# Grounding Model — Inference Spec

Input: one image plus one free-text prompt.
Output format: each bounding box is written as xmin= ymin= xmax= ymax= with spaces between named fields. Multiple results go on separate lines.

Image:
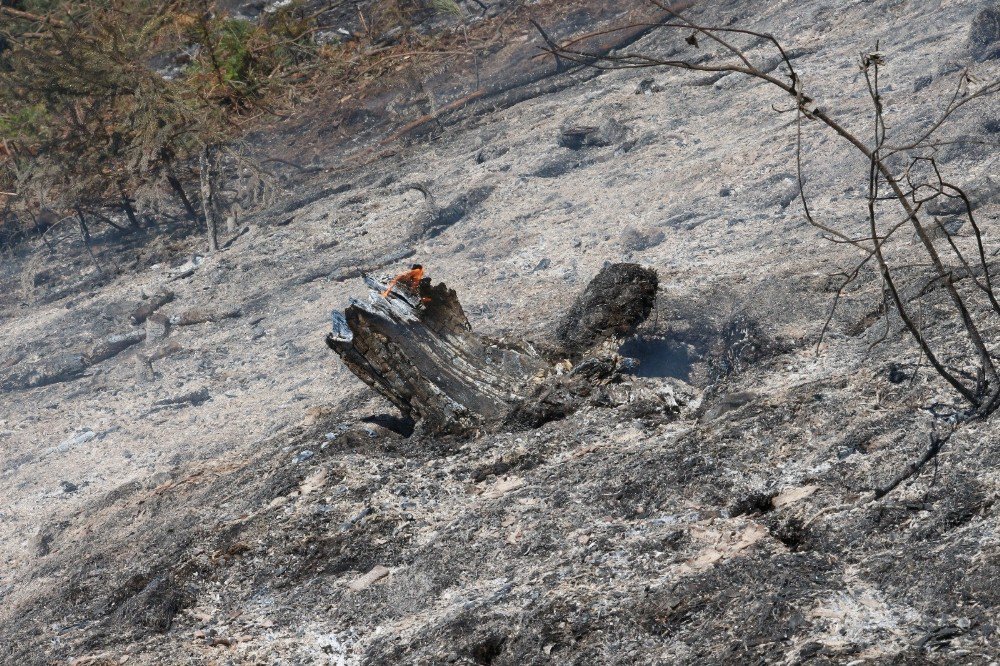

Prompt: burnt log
xmin=327 ymin=263 xmax=660 ymax=435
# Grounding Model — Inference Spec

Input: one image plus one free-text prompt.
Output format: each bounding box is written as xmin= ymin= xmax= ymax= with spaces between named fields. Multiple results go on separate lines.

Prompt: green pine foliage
xmin=0 ymin=0 xmax=472 ymax=231
xmin=0 ymin=0 xmax=316 ymax=218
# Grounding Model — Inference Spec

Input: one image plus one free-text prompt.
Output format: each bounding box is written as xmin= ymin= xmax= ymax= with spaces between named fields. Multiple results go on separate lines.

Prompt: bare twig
xmin=0 ymin=6 xmax=67 ymax=28
xmin=873 ymin=427 xmax=953 ymax=499
xmin=537 ymin=7 xmax=1000 ymax=414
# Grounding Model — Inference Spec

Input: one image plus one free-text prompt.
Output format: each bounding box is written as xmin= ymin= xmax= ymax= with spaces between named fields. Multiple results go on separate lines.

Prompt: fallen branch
xmin=368 ymin=2 xmax=696 ymax=150
xmin=169 ymin=307 xmax=241 ymax=327
xmin=873 ymin=427 xmax=953 ymax=499
xmin=129 ymin=290 xmax=176 ymax=325
xmin=0 ymin=6 xmax=67 ymax=28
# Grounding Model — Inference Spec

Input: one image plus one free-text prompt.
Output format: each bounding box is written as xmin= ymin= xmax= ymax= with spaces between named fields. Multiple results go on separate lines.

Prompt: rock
xmin=969 ymin=4 xmax=1000 ymax=62
xmin=129 ymin=290 xmax=175 ymax=325
xmin=699 ymin=391 xmax=756 ymax=422
xmin=145 ymin=313 xmax=172 ymax=341
xmin=292 ymin=450 xmax=315 ymax=464
xmin=476 ymin=144 xmax=509 ymax=163
xmin=771 ymin=485 xmax=818 ymax=508
xmin=483 ymin=476 xmax=526 ymax=499
xmin=620 ymin=226 xmax=666 ymax=252
xmin=238 ymin=0 xmax=268 ymax=18
xmin=85 ymin=330 xmax=146 ymax=366
xmin=2 ymin=353 xmax=88 ymax=391
xmin=151 ymin=387 xmax=211 ymax=410
xmin=557 ymin=118 xmax=627 ymax=150
xmin=913 ymin=74 xmax=933 ymax=92
xmin=634 ymin=77 xmax=663 ymax=94
xmin=60 ymin=481 xmax=78 ymax=493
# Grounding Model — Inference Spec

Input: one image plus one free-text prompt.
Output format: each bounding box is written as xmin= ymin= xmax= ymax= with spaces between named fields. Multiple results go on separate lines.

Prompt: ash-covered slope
xmin=1 ymin=0 xmax=999 ymax=663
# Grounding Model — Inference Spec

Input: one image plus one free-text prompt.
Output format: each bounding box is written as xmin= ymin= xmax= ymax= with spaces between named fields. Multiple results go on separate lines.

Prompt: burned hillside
xmin=1 ymin=0 xmax=1000 ymax=664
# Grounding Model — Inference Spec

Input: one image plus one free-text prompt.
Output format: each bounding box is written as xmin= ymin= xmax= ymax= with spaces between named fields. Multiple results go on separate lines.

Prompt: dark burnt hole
xmin=765 ymin=516 xmax=810 ymax=552
xmin=619 ymin=336 xmax=696 ymax=381
xmin=729 ymin=491 xmax=776 ymax=517
xmin=361 ymin=413 xmax=415 ymax=437
xmin=470 ymin=634 xmax=507 ymax=665
xmin=620 ymin=313 xmax=788 ymax=387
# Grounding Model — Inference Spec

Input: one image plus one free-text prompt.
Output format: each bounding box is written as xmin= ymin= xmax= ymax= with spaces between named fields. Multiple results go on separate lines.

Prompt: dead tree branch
xmin=199 ymin=146 xmax=220 ymax=253
xmin=873 ymin=426 xmax=954 ymax=499
xmin=536 ymin=5 xmax=1000 ymax=417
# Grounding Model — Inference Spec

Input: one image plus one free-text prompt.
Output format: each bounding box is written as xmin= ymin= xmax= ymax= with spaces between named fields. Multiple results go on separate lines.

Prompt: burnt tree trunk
xmin=118 ymin=183 xmax=142 ymax=229
xmin=166 ymin=168 xmax=200 ymax=225
xmin=200 ymin=146 xmax=220 ymax=252
xmin=327 ymin=263 xmax=658 ymax=435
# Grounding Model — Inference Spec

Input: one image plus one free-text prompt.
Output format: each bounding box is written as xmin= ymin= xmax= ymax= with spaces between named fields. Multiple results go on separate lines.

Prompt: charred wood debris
xmin=326 ymin=262 xmax=678 ymax=436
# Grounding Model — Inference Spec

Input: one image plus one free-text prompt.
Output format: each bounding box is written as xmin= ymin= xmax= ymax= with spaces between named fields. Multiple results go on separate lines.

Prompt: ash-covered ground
xmin=2 ymin=0 xmax=1000 ymax=663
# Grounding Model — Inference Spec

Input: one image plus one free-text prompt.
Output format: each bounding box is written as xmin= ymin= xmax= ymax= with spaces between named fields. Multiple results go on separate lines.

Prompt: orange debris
xmin=381 ymin=264 xmax=425 ymax=299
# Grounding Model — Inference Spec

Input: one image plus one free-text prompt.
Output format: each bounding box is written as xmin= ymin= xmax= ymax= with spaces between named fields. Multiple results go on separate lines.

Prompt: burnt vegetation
xmin=0 ymin=0 xmax=494 ymax=259
xmin=326 ymin=263 xmax=666 ymax=436
xmin=3 ymin=2 xmax=1000 ymax=661
xmin=534 ymin=2 xmax=1000 ymax=497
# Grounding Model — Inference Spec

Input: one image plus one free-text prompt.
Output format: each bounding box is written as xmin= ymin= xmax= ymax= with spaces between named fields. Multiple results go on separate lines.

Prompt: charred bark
xmin=556 ymin=263 xmax=659 ymax=357
xmin=327 ymin=263 xmax=662 ymax=436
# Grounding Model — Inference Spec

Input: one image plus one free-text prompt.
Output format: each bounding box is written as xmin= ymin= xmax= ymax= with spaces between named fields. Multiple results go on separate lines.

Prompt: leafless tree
xmin=534 ymin=2 xmax=1000 ymax=494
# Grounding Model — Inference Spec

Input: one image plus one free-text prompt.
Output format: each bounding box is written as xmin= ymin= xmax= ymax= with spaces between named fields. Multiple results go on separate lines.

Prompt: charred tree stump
xmin=327 ymin=263 xmax=659 ymax=435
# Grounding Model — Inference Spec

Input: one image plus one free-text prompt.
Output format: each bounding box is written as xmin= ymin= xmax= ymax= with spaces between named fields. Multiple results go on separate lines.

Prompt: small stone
xmin=558 ymin=117 xmax=627 ymax=150
xmin=913 ymin=75 xmax=933 ymax=93
xmin=60 ymin=481 xmax=78 ymax=493
xmin=484 ymin=476 xmax=526 ymax=499
xmin=292 ymin=450 xmax=315 ymax=464
xmin=634 ymin=78 xmax=663 ymax=94
xmin=620 ymin=226 xmax=665 ymax=252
